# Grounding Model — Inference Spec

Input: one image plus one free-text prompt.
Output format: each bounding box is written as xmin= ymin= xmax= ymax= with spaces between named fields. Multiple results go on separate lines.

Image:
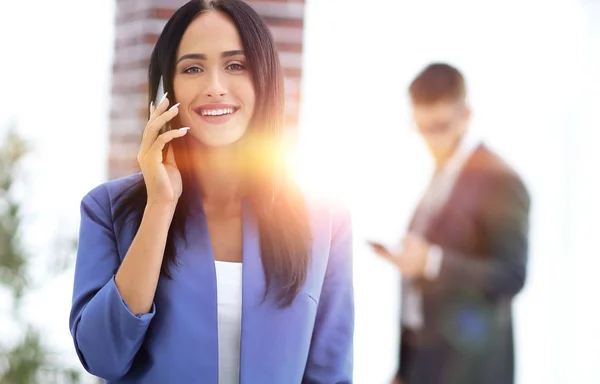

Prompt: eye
xmin=226 ymin=63 xmax=245 ymax=71
xmin=183 ymin=66 xmax=203 ymax=74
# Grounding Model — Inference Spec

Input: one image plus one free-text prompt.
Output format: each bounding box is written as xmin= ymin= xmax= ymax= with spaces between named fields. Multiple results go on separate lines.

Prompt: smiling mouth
xmin=193 ymin=105 xmax=238 ymax=125
xmin=199 ymin=107 xmax=235 ymax=116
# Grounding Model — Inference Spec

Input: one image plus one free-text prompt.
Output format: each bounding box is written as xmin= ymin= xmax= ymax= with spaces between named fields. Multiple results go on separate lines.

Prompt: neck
xmin=189 ymin=143 xmax=245 ymax=209
xmin=434 ymin=134 xmax=464 ymax=168
xmin=433 ymin=151 xmax=453 ymax=168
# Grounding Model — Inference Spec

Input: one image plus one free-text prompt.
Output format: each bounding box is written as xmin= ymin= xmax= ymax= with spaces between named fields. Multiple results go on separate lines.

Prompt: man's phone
xmin=367 ymin=240 xmax=391 ymax=255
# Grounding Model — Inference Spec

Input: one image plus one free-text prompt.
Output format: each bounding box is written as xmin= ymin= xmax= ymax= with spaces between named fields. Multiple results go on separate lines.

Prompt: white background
xmin=1 ymin=0 xmax=599 ymax=383
xmin=299 ymin=1 xmax=600 ymax=383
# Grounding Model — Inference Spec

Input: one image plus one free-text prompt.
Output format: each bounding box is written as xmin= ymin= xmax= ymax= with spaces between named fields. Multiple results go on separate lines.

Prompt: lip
xmin=193 ymin=103 xmax=238 ymax=125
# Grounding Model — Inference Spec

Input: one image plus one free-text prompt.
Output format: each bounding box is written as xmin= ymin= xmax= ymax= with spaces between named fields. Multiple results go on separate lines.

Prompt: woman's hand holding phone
xmin=137 ymin=93 xmax=189 ymax=207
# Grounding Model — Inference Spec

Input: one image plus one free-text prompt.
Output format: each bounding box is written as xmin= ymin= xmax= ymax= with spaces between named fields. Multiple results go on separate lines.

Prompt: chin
xmin=188 ymin=129 xmax=245 ymax=148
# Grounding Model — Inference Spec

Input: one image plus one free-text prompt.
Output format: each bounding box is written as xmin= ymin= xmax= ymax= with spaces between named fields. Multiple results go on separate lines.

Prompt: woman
xmin=68 ymin=1 xmax=354 ymax=383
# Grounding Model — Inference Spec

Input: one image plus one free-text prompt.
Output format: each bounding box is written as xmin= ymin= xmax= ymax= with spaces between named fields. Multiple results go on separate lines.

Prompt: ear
xmin=464 ymin=104 xmax=472 ymax=121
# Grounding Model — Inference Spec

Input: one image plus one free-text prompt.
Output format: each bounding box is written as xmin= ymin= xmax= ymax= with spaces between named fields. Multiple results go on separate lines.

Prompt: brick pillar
xmin=109 ymin=0 xmax=305 ymax=180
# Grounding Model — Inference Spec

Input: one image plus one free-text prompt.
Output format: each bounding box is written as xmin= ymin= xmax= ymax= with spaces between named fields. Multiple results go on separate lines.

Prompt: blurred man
xmin=372 ymin=63 xmax=531 ymax=384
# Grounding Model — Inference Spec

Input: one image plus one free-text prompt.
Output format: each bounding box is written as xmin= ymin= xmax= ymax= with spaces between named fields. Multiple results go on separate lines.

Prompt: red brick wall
xmin=108 ymin=0 xmax=305 ymax=179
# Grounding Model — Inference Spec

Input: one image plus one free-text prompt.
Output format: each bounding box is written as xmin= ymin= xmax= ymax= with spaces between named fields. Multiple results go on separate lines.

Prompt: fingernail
xmin=179 ymin=127 xmax=190 ymax=131
xmin=159 ymin=92 xmax=168 ymax=105
xmin=149 ymin=101 xmax=154 ymax=113
xmin=168 ymin=103 xmax=180 ymax=111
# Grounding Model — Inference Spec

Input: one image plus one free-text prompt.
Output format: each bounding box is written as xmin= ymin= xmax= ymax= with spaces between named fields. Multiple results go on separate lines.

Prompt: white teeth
xmin=201 ymin=108 xmax=234 ymax=116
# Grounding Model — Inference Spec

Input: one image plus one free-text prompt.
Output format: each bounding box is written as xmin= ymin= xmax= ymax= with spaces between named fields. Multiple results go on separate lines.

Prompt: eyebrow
xmin=176 ymin=50 xmax=245 ymax=64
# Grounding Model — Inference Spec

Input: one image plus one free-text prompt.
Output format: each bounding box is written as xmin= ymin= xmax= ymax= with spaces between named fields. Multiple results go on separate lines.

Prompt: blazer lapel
xmin=177 ymin=190 xmax=219 ymax=382
xmin=239 ymin=199 xmax=268 ymax=382
xmin=238 ymin=201 xmax=317 ymax=383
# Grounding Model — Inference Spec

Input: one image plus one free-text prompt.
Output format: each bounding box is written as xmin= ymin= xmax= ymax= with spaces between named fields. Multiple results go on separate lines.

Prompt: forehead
xmin=178 ymin=11 xmax=243 ymax=54
xmin=413 ymin=101 xmax=461 ymax=120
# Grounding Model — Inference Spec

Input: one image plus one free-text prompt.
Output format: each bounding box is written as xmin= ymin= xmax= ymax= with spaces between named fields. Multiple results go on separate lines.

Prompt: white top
xmin=215 ymin=261 xmax=243 ymax=384
xmin=401 ymin=130 xmax=482 ymax=329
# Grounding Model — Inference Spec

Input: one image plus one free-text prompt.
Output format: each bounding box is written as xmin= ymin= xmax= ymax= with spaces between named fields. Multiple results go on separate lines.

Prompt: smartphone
xmin=154 ymin=76 xmax=171 ymax=135
xmin=153 ymin=76 xmax=173 ymax=163
xmin=367 ymin=240 xmax=391 ymax=254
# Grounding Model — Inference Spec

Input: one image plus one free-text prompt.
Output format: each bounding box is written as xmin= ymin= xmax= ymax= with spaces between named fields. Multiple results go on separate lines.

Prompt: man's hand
xmin=397 ymin=233 xmax=430 ymax=278
xmin=369 ymin=232 xmax=431 ymax=278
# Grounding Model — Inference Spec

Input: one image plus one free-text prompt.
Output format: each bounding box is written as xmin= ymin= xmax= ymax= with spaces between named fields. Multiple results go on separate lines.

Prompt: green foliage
xmin=0 ymin=126 xmax=82 ymax=383
xmin=0 ymin=129 xmax=29 ymax=302
xmin=0 ymin=328 xmax=47 ymax=384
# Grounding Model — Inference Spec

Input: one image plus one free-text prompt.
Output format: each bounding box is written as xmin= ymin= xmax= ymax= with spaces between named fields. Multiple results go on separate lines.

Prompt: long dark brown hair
xmin=113 ymin=0 xmax=311 ymax=308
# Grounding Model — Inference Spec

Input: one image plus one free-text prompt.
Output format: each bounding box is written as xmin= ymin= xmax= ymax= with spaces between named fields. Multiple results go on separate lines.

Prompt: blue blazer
xmin=69 ymin=174 xmax=354 ymax=383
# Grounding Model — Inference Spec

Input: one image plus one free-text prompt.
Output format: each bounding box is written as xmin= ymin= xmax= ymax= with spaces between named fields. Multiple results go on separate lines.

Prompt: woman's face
xmin=173 ymin=11 xmax=256 ymax=147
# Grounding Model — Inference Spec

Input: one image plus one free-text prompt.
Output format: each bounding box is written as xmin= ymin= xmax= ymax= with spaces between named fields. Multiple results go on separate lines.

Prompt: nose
xmin=204 ymin=72 xmax=227 ymax=98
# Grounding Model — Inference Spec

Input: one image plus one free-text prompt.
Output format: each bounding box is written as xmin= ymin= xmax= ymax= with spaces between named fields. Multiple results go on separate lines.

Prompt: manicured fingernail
xmin=179 ymin=127 xmax=190 ymax=131
xmin=159 ymin=92 xmax=168 ymax=105
xmin=149 ymin=101 xmax=154 ymax=113
xmin=168 ymin=103 xmax=180 ymax=111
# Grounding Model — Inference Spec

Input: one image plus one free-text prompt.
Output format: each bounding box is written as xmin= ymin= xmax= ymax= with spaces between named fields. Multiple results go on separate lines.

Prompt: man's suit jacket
xmin=401 ymin=144 xmax=531 ymax=384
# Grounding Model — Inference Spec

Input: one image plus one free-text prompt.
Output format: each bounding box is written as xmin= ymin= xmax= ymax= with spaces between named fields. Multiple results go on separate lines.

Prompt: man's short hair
xmin=409 ymin=63 xmax=466 ymax=104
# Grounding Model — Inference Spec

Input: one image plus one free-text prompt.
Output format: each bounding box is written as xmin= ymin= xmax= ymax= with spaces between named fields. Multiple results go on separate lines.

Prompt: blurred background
xmin=0 ymin=0 xmax=598 ymax=383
